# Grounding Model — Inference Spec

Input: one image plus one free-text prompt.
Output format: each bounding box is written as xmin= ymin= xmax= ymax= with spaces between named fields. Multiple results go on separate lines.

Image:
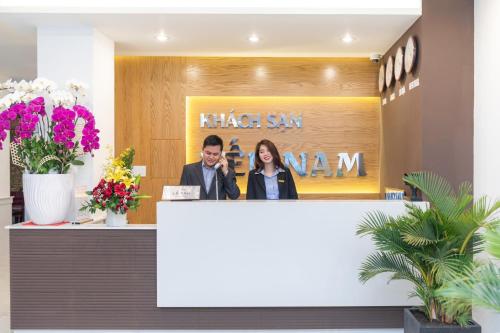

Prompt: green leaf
xmin=359 ymin=252 xmax=423 ymax=286
xmin=485 ymin=225 xmax=500 ymax=259
xmin=70 ymin=159 xmax=84 ymax=166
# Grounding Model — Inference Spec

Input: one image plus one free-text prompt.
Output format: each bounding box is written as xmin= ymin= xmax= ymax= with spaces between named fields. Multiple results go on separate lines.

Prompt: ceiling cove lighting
xmin=156 ymin=32 xmax=169 ymax=42
xmin=342 ymin=33 xmax=354 ymax=44
xmin=249 ymin=34 xmax=260 ymax=43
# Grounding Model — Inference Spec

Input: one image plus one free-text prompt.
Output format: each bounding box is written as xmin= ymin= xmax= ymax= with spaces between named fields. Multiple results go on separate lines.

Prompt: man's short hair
xmin=203 ymin=135 xmax=223 ymax=150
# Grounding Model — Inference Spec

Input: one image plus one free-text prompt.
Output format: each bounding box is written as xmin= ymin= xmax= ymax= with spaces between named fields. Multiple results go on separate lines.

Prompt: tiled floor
xmin=0 ymin=315 xmax=10 ymax=333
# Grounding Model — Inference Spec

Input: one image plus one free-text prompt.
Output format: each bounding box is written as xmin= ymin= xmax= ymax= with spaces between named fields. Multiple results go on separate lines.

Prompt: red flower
xmin=104 ymin=189 xmax=112 ymax=198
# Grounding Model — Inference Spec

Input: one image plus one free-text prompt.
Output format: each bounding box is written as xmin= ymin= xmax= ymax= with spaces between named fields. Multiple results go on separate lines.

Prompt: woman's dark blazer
xmin=246 ymin=167 xmax=298 ymax=200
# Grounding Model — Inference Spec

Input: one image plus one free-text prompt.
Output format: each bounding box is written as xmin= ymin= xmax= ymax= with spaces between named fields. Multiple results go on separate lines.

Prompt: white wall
xmin=0 ymin=134 xmax=11 ymax=331
xmin=0 ymin=132 xmax=9 ymax=198
xmin=0 ymin=76 xmax=11 ymax=331
xmin=474 ymin=1 xmax=500 ymax=332
xmin=92 ymin=29 xmax=115 ymax=184
xmin=37 ymin=26 xmax=114 ymax=191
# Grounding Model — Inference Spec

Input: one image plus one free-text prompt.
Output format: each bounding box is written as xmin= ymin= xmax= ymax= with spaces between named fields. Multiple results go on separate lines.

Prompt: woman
xmin=246 ymin=139 xmax=298 ymax=200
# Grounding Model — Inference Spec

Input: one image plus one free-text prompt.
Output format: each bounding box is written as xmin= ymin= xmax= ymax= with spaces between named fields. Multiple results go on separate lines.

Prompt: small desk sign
xmin=409 ymin=78 xmax=420 ymax=90
xmin=162 ymin=186 xmax=200 ymax=201
xmin=385 ymin=187 xmax=404 ymax=200
xmin=399 ymin=87 xmax=406 ymax=96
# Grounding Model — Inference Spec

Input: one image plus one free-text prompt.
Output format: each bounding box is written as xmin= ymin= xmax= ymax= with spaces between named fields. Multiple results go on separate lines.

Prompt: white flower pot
xmin=23 ymin=173 xmax=74 ymax=225
xmin=106 ymin=210 xmax=128 ymax=227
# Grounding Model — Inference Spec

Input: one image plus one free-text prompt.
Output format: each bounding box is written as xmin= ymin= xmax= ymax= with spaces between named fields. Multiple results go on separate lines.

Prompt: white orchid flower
xmin=31 ymin=78 xmax=57 ymax=93
xmin=0 ymin=96 xmax=9 ymax=109
xmin=0 ymin=79 xmax=15 ymax=90
xmin=0 ymin=91 xmax=25 ymax=108
xmin=21 ymin=93 xmax=37 ymax=103
xmin=10 ymin=91 xmax=26 ymax=104
xmin=50 ymin=90 xmax=76 ymax=107
xmin=14 ymin=80 xmax=31 ymax=92
xmin=66 ymin=79 xmax=88 ymax=97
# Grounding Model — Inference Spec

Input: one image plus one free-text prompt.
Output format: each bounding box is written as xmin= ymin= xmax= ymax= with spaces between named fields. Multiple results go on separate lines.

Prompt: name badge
xmin=162 ymin=186 xmax=200 ymax=200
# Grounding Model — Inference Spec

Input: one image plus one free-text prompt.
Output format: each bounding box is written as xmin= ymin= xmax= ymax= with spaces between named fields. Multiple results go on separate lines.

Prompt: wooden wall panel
xmin=151 ymin=139 xmax=185 ymax=179
xmin=149 ymin=57 xmax=186 ymax=140
xmin=115 ymin=56 xmax=379 ymax=224
xmin=185 ymin=57 xmax=378 ymax=97
xmin=126 ymin=178 xmax=153 ymax=224
xmin=115 ymin=57 xmax=152 ymax=167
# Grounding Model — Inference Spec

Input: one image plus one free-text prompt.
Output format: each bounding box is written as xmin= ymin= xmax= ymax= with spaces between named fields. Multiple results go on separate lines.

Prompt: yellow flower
xmin=123 ymin=178 xmax=133 ymax=188
xmin=101 ymin=147 xmax=139 ymax=189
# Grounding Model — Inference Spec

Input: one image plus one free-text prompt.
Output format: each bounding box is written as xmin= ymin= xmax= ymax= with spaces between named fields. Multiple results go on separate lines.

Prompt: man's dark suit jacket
xmin=180 ymin=161 xmax=240 ymax=200
xmin=246 ymin=167 xmax=298 ymax=200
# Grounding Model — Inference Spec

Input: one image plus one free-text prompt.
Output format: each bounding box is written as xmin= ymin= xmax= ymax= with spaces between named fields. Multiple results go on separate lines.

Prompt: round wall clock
xmin=385 ymin=56 xmax=394 ymax=88
xmin=404 ymin=36 xmax=417 ymax=74
xmin=394 ymin=46 xmax=404 ymax=81
xmin=378 ymin=63 xmax=386 ymax=93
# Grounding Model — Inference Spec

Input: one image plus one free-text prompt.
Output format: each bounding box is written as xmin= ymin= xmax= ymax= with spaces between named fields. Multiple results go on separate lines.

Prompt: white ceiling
xmin=0 ymin=1 xmax=421 ymax=80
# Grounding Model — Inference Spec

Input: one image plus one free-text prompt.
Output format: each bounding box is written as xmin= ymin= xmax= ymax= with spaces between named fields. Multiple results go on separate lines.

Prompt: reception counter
xmin=8 ymin=200 xmax=426 ymax=331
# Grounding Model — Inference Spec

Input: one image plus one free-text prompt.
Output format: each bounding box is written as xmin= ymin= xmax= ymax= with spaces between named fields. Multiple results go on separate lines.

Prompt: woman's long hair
xmin=254 ymin=139 xmax=285 ymax=170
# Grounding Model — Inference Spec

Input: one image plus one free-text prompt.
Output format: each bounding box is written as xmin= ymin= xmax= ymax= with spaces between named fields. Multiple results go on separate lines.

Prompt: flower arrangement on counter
xmin=0 ymin=78 xmax=100 ymax=173
xmin=81 ymin=147 xmax=149 ymax=215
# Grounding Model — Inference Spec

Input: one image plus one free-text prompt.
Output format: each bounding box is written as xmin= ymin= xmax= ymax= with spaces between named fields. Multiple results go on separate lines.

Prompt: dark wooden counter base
xmin=10 ymin=229 xmax=406 ymax=330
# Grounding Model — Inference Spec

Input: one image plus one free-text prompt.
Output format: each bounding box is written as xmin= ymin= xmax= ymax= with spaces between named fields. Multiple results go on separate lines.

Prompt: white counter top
xmin=6 ymin=200 xmax=426 ymax=231
xmin=6 ymin=220 xmax=157 ymax=230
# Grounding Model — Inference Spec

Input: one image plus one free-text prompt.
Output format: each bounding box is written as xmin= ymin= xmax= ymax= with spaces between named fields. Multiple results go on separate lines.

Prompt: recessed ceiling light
xmin=156 ymin=32 xmax=169 ymax=42
xmin=249 ymin=34 xmax=260 ymax=43
xmin=342 ymin=33 xmax=354 ymax=44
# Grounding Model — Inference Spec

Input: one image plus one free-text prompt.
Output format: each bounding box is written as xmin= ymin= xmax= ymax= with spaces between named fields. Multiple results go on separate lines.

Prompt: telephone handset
xmin=200 ymin=151 xmax=226 ymax=170
xmin=214 ymin=151 xmax=226 ymax=170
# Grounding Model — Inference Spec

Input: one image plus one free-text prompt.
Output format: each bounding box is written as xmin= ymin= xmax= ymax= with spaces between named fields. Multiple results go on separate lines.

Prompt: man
xmin=180 ymin=135 xmax=240 ymax=200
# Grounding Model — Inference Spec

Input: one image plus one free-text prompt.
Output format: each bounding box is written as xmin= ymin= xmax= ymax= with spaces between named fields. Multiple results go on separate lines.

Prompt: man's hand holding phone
xmin=218 ymin=153 xmax=229 ymax=176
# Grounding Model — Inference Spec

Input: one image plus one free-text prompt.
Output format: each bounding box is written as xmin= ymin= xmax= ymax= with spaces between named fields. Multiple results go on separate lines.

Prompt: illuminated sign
xmin=186 ymin=96 xmax=381 ymax=194
xmin=227 ymin=137 xmax=366 ymax=178
xmin=200 ymin=110 xmax=303 ymax=128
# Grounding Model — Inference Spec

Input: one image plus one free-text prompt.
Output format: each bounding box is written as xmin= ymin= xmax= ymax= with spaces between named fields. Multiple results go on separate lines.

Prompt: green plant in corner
xmin=437 ymin=224 xmax=500 ymax=314
xmin=357 ymin=172 xmax=500 ymax=326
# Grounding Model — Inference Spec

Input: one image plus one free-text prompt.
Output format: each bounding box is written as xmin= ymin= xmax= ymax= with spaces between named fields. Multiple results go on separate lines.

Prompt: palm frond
xmin=471 ymin=196 xmax=500 ymax=226
xmin=403 ymin=172 xmax=472 ymax=222
xmin=359 ymin=252 xmax=423 ymax=286
xmin=439 ymin=263 xmax=500 ymax=313
xmin=357 ymin=211 xmax=393 ymax=236
xmin=400 ymin=213 xmax=441 ymax=247
xmin=485 ymin=225 xmax=500 ymax=259
xmin=421 ymin=253 xmax=470 ymax=284
xmin=358 ymin=212 xmax=416 ymax=255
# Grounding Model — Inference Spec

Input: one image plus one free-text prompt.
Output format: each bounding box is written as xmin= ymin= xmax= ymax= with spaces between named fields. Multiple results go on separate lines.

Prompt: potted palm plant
xmin=357 ymin=172 xmax=500 ymax=332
